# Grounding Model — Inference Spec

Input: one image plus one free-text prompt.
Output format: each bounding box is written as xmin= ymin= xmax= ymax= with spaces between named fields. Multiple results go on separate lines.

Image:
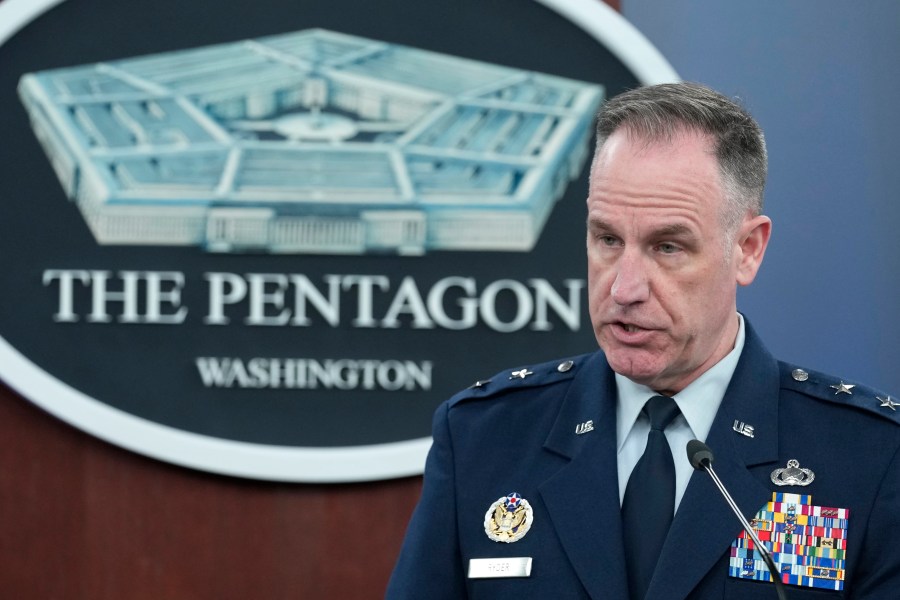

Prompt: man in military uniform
xmin=386 ymin=83 xmax=900 ymax=599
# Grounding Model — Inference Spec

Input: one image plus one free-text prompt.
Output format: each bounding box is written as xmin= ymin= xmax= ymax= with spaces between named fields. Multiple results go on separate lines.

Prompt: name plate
xmin=468 ymin=557 xmax=533 ymax=579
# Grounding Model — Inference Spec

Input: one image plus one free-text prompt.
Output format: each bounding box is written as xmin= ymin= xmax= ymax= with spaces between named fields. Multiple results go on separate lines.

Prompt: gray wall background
xmin=623 ymin=1 xmax=900 ymax=393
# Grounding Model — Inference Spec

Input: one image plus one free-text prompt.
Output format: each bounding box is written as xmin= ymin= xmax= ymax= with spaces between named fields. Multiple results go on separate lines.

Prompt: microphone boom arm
xmin=701 ymin=462 xmax=783 ymax=586
xmin=687 ymin=440 xmax=787 ymax=600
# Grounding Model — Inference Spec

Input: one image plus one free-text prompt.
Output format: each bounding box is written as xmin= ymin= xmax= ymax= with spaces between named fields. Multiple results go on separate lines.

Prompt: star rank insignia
xmin=876 ymin=395 xmax=900 ymax=411
xmin=509 ymin=369 xmax=533 ymax=380
xmin=484 ymin=492 xmax=534 ymax=543
xmin=830 ymin=381 xmax=855 ymax=395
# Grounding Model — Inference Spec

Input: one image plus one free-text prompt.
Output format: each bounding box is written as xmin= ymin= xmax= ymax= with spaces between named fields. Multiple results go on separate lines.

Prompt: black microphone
xmin=686 ymin=440 xmax=787 ymax=600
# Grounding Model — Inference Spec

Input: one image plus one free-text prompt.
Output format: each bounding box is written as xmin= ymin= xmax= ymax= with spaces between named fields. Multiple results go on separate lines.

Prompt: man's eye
xmin=596 ymin=235 xmax=619 ymax=246
xmin=657 ymin=243 xmax=680 ymax=254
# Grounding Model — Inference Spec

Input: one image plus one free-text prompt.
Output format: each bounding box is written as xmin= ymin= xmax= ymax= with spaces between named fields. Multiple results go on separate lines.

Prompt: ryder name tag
xmin=468 ymin=557 xmax=533 ymax=579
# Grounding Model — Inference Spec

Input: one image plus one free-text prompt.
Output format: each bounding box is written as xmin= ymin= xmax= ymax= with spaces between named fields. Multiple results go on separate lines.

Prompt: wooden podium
xmin=0 ymin=383 xmax=422 ymax=599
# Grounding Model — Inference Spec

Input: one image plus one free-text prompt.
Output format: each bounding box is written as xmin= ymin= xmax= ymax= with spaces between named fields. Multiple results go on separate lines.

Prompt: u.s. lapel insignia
xmin=729 ymin=492 xmax=849 ymax=591
xmin=732 ymin=420 xmax=755 ymax=438
xmin=771 ymin=459 xmax=815 ymax=486
xmin=484 ymin=492 xmax=534 ymax=543
xmin=575 ymin=420 xmax=594 ymax=435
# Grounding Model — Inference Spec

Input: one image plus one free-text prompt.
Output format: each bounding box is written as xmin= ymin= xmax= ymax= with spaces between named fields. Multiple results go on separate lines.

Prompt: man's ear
xmin=735 ymin=215 xmax=772 ymax=286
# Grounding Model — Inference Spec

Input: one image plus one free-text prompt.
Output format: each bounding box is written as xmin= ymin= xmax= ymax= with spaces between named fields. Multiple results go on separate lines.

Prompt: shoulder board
xmin=447 ymin=353 xmax=591 ymax=407
xmin=779 ymin=362 xmax=900 ymax=424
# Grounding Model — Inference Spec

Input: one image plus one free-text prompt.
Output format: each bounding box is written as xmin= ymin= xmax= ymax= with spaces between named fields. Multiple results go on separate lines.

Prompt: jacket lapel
xmin=538 ymin=352 xmax=629 ymax=600
xmin=646 ymin=321 xmax=782 ymax=600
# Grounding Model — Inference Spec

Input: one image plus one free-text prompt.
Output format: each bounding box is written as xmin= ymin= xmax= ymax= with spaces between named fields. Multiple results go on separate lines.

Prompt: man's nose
xmin=610 ymin=251 xmax=650 ymax=305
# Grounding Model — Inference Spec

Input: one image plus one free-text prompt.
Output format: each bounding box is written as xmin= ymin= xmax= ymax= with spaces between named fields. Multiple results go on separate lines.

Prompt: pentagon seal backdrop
xmin=0 ymin=0 xmax=676 ymax=481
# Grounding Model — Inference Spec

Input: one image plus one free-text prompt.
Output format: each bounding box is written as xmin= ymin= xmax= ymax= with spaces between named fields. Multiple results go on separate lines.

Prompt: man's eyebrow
xmin=653 ymin=223 xmax=695 ymax=237
xmin=586 ymin=218 xmax=615 ymax=232
xmin=586 ymin=220 xmax=696 ymax=237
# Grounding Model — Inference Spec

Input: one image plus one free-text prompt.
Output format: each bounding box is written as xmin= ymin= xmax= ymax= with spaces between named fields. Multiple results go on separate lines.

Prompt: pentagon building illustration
xmin=18 ymin=29 xmax=603 ymax=255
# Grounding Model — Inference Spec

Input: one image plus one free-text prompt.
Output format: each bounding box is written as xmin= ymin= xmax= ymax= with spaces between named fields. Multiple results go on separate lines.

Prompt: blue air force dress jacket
xmin=386 ymin=320 xmax=900 ymax=599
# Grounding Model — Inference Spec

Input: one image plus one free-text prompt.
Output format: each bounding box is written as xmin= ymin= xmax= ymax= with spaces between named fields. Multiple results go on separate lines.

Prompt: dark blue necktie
xmin=622 ymin=395 xmax=681 ymax=600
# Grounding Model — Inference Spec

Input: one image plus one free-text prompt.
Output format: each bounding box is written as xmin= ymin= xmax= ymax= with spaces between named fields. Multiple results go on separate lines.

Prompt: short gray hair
xmin=594 ymin=82 xmax=767 ymax=235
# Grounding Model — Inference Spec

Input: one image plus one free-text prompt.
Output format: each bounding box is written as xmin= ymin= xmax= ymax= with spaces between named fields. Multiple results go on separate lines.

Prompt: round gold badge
xmin=483 ymin=492 xmax=534 ymax=543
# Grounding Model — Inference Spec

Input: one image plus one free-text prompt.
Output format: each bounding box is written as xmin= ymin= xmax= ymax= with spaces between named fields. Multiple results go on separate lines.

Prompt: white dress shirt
xmin=615 ymin=313 xmax=746 ymax=512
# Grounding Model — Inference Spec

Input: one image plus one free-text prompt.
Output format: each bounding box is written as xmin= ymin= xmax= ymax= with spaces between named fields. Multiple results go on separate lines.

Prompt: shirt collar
xmin=615 ymin=313 xmax=746 ymax=450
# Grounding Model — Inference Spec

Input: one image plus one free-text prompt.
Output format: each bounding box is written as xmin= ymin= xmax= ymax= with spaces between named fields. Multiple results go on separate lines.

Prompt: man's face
xmin=586 ymin=128 xmax=768 ymax=395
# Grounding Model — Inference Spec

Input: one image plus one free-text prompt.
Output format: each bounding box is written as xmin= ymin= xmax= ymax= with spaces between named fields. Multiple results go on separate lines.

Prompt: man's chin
xmin=605 ymin=353 xmax=665 ymax=388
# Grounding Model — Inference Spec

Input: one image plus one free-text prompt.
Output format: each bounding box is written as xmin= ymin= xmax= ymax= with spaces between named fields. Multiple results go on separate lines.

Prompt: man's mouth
xmin=608 ymin=321 xmax=656 ymax=343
